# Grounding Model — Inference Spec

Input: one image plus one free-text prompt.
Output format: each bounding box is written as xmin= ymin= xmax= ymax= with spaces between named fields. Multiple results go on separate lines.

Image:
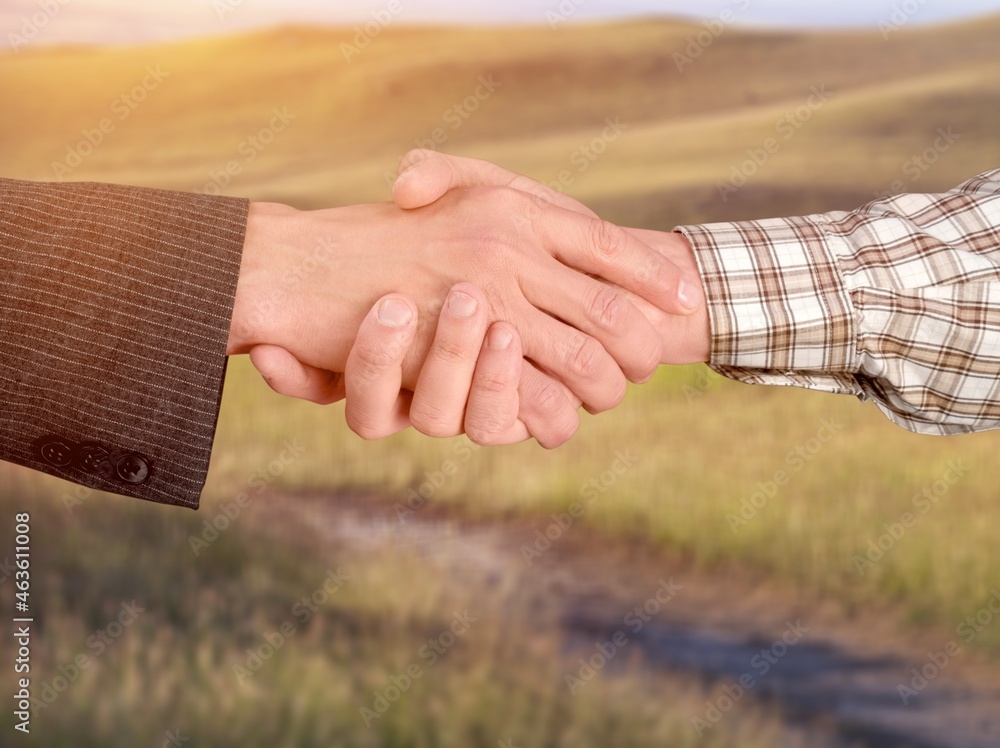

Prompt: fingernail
xmin=678 ymin=279 xmax=698 ymax=313
xmin=448 ymin=290 xmax=479 ymax=318
xmin=377 ymin=298 xmax=413 ymax=327
xmin=488 ymin=326 xmax=513 ymax=350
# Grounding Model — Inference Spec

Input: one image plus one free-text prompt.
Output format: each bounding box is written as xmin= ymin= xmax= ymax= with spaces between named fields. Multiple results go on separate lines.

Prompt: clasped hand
xmin=227 ymin=150 xmax=710 ymax=447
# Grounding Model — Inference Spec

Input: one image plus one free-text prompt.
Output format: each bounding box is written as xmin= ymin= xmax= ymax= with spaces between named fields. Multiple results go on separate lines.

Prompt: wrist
xmin=228 ymin=202 xmax=427 ymax=385
xmin=668 ymin=233 xmax=710 ymax=364
xmin=228 ymin=201 xmax=301 ymax=356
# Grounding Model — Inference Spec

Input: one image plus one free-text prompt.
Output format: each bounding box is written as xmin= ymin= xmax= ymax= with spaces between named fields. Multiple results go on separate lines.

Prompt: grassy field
xmin=209 ymin=357 xmax=1000 ymax=645
xmin=0 ymin=484 xmax=787 ymax=747
xmin=3 ymin=13 xmax=1000 ymax=746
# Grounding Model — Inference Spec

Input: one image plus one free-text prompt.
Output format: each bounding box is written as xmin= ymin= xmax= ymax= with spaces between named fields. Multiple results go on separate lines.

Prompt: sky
xmin=4 ymin=0 xmax=1000 ymax=49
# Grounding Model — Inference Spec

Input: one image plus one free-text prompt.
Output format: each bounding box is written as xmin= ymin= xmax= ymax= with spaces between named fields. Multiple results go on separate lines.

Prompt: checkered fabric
xmin=679 ymin=169 xmax=1000 ymax=434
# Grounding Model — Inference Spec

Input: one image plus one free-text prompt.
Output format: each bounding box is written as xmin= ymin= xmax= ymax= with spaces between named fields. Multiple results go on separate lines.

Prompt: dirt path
xmin=274 ymin=492 xmax=1000 ymax=748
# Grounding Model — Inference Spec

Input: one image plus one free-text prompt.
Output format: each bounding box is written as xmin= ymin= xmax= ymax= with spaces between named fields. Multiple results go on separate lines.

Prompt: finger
xmin=344 ymin=295 xmax=418 ymax=440
xmin=516 ymin=363 xmax=581 ymax=449
xmin=463 ymin=322 xmax=530 ymax=446
xmin=521 ymin=264 xmax=663 ymax=384
xmin=393 ymin=149 xmax=598 ymax=218
xmin=249 ymin=345 xmax=346 ymax=404
xmin=535 ymin=208 xmax=703 ymax=316
xmin=516 ymin=306 xmax=629 ymax=413
xmin=409 ymin=283 xmax=491 ymax=438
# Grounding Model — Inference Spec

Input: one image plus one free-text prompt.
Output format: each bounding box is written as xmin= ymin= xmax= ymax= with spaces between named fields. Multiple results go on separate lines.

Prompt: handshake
xmin=227 ymin=150 xmax=711 ymax=447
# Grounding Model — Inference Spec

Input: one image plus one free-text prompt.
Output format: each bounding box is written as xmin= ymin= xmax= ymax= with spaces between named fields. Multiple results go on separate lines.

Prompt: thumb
xmin=248 ymin=345 xmax=346 ymax=405
xmin=392 ymin=149 xmax=598 ymax=218
xmin=392 ymin=149 xmax=455 ymax=209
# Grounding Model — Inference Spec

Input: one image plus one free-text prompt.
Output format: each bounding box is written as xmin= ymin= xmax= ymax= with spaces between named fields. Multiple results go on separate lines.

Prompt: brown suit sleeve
xmin=0 ymin=178 xmax=248 ymax=509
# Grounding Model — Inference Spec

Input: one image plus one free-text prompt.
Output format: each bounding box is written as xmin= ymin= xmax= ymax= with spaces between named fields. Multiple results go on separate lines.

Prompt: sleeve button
xmin=115 ymin=453 xmax=151 ymax=484
xmin=76 ymin=444 xmax=112 ymax=476
xmin=38 ymin=436 xmax=76 ymax=467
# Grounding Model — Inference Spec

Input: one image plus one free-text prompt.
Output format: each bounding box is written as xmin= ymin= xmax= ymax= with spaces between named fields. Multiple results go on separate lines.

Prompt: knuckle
xmin=586 ymin=284 xmax=627 ymax=332
xmin=531 ymin=379 xmax=568 ymax=416
xmin=631 ymin=353 xmax=659 ymax=384
xmin=431 ymin=336 xmax=474 ymax=367
xmin=590 ymin=218 xmax=626 ymax=262
xmin=353 ymin=339 xmax=402 ymax=374
xmin=537 ymin=412 xmax=580 ymax=450
xmin=345 ymin=413 xmax=383 ymax=441
xmin=473 ymin=368 xmax=514 ymax=395
xmin=409 ymin=401 xmax=458 ymax=438
xmin=646 ymin=257 xmax=671 ymax=290
xmin=601 ymin=377 xmax=629 ymax=411
xmin=568 ymin=335 xmax=605 ymax=381
xmin=308 ymin=391 xmax=341 ymax=406
xmin=466 ymin=429 xmax=503 ymax=447
xmin=547 ymin=420 xmax=579 ymax=449
xmin=464 ymin=414 xmax=510 ymax=446
xmin=503 ymin=187 xmax=543 ymax=224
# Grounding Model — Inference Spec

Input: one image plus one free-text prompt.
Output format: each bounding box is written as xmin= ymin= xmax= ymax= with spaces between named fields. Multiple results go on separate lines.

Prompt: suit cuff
xmin=1 ymin=179 xmax=248 ymax=509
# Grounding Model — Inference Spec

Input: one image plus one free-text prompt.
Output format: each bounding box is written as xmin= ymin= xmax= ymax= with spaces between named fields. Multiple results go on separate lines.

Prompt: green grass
xmin=204 ymin=357 xmax=1000 ymax=649
xmin=0 ymin=485 xmax=783 ymax=748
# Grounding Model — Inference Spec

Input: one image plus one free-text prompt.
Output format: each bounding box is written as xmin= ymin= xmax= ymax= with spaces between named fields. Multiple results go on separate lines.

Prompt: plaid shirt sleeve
xmin=676 ymin=169 xmax=1000 ymax=435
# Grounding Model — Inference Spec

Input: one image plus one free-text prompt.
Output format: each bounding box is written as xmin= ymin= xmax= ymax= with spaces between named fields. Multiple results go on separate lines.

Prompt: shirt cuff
xmin=676 ymin=215 xmax=863 ymax=397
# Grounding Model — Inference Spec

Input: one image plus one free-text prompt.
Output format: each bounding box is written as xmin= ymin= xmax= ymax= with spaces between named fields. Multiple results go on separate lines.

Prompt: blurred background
xmin=3 ymin=1 xmax=1000 ymax=746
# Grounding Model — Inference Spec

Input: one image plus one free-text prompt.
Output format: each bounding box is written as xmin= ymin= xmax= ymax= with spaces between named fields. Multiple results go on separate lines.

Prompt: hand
xmin=392 ymin=150 xmax=711 ymax=364
xmin=228 ymin=185 xmax=701 ymax=422
xmin=251 ymin=283 xmax=541 ymax=445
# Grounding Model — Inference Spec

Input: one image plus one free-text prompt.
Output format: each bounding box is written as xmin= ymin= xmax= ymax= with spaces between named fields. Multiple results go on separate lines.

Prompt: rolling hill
xmin=2 ymin=15 xmax=999 ymax=228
